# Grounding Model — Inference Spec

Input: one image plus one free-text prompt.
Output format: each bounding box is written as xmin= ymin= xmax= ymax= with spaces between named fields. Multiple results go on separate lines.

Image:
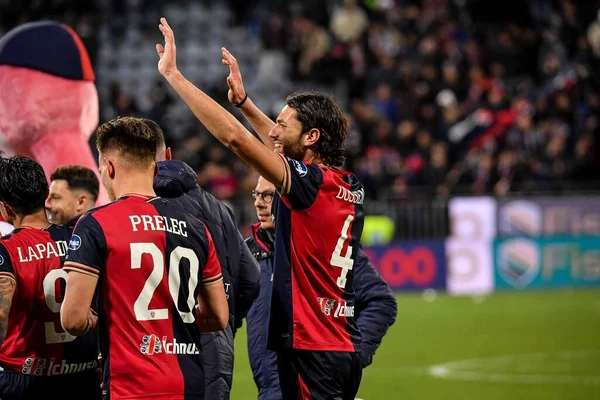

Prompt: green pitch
xmin=231 ymin=288 xmax=600 ymax=400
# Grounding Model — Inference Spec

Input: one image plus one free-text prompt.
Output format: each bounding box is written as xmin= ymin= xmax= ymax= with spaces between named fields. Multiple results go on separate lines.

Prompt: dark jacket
xmin=154 ymin=160 xmax=260 ymax=400
xmin=245 ymin=223 xmax=397 ymax=400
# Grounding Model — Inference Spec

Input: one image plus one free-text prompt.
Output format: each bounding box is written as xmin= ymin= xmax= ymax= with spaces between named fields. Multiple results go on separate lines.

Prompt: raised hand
xmin=157 ymin=17 xmax=178 ymax=77
xmin=221 ymin=47 xmax=246 ymax=105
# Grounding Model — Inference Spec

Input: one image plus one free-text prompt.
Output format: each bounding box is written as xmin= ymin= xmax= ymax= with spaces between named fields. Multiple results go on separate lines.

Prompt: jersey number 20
xmin=131 ymin=243 xmax=199 ymax=323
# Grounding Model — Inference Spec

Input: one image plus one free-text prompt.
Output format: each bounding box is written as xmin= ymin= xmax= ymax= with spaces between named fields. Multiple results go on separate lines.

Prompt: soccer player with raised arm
xmin=60 ymin=116 xmax=229 ymax=400
xmin=245 ymin=177 xmax=397 ymax=400
xmin=0 ymin=156 xmax=101 ymax=400
xmin=158 ymin=19 xmax=364 ymax=399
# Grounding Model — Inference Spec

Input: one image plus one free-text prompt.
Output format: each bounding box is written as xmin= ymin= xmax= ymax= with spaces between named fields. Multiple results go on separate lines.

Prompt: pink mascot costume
xmin=0 ymin=20 xmax=109 ymax=213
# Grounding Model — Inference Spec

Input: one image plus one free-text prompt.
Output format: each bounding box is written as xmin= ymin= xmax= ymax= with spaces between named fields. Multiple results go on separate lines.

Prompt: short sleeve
xmin=63 ymin=213 xmax=107 ymax=278
xmin=277 ymin=153 xmax=323 ymax=210
xmin=201 ymin=226 xmax=223 ymax=286
xmin=0 ymin=243 xmax=15 ymax=282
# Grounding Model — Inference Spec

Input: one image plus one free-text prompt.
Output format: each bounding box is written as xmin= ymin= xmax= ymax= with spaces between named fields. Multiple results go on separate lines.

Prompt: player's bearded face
xmin=272 ymin=106 xmax=308 ymax=161
xmin=281 ymin=132 xmax=307 ymax=161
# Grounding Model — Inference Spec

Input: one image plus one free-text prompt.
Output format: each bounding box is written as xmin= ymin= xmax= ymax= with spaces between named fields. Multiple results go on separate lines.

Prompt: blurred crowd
xmin=257 ymin=0 xmax=600 ymax=200
xmin=2 ymin=0 xmax=600 ymax=206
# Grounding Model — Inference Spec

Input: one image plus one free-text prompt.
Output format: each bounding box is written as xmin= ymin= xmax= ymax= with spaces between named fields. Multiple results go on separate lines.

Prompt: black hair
xmin=0 ymin=155 xmax=48 ymax=216
xmin=51 ymin=165 xmax=99 ymax=202
xmin=285 ymin=90 xmax=348 ymax=168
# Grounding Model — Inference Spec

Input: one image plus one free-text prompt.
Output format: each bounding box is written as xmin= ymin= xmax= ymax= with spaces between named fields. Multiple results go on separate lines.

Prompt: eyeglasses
xmin=251 ymin=190 xmax=275 ymax=204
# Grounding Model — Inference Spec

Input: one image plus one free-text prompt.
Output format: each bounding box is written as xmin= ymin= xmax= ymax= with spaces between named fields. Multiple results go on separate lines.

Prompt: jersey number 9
xmin=43 ymin=269 xmax=76 ymax=344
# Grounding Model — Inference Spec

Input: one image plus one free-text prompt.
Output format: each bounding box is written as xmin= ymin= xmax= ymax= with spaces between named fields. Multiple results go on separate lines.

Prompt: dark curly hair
xmin=0 ymin=155 xmax=48 ymax=216
xmin=285 ymin=90 xmax=348 ymax=168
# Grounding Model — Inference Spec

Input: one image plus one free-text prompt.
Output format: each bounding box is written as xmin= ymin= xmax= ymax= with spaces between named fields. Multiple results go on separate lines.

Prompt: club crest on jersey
xmin=290 ymin=159 xmax=308 ymax=177
xmin=317 ymin=297 xmax=336 ymax=316
xmin=68 ymin=234 xmax=82 ymax=251
xmin=0 ymin=255 xmax=3 ymax=265
xmin=140 ymin=334 xmax=163 ymax=355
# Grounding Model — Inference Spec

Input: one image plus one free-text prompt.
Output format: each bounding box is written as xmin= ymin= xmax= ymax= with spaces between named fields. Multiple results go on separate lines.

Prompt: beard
xmin=283 ymin=134 xmax=307 ymax=161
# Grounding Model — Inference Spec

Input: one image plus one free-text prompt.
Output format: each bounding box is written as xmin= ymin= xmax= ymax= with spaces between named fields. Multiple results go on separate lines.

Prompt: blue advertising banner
xmin=363 ymin=240 xmax=446 ymax=291
xmin=494 ymin=236 xmax=600 ymax=290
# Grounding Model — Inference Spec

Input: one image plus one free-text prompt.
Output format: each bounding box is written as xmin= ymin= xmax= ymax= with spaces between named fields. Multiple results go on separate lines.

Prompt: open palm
xmin=221 ymin=47 xmax=246 ymax=105
xmin=156 ymin=17 xmax=178 ymax=77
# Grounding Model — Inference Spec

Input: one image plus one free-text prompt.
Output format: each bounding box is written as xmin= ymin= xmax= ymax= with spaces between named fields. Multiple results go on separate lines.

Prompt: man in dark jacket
xmin=245 ymin=176 xmax=397 ymax=400
xmin=150 ymin=120 xmax=260 ymax=400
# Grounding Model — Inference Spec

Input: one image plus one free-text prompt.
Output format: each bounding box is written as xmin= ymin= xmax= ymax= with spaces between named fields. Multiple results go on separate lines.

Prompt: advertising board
xmin=494 ymin=236 xmax=600 ymax=290
xmin=363 ymin=240 xmax=446 ymax=291
xmin=449 ymin=197 xmax=496 ymax=239
xmin=497 ymin=197 xmax=600 ymax=237
xmin=446 ymin=238 xmax=494 ymax=296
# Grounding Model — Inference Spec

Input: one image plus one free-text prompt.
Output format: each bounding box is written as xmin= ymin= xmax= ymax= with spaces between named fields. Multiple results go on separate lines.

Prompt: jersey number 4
xmin=330 ymin=214 xmax=355 ymax=289
xmin=131 ymin=243 xmax=199 ymax=323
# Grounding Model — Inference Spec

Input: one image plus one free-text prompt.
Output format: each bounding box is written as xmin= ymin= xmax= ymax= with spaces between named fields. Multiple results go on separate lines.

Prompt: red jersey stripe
xmin=63 ymin=262 xmax=99 ymax=277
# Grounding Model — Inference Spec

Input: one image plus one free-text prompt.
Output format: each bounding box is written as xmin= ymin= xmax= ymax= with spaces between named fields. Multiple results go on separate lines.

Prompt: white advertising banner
xmin=449 ymin=197 xmax=496 ymax=240
xmin=446 ymin=238 xmax=494 ymax=296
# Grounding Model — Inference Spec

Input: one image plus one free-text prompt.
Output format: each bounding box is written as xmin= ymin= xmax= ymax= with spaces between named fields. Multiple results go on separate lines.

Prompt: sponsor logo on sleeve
xmin=290 ymin=159 xmax=308 ymax=177
xmin=68 ymin=234 xmax=82 ymax=251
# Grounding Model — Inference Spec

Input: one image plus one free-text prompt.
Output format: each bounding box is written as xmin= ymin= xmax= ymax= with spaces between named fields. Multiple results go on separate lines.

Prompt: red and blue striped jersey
xmin=63 ymin=194 xmax=222 ymax=399
xmin=0 ymin=225 xmax=98 ymax=377
xmin=269 ymin=154 xmax=363 ymax=352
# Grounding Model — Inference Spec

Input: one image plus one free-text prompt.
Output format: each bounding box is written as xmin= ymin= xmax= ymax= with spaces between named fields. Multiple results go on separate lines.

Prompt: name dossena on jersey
xmin=129 ymin=215 xmax=188 ymax=237
xmin=336 ymin=186 xmax=364 ymax=205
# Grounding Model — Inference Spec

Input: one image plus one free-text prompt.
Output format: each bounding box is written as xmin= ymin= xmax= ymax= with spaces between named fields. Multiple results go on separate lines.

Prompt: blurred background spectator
xmin=1 ymin=0 xmax=599 ymax=235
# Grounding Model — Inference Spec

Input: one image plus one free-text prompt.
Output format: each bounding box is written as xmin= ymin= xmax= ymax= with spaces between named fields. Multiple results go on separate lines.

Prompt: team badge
xmin=0 ymin=255 xmax=3 ymax=265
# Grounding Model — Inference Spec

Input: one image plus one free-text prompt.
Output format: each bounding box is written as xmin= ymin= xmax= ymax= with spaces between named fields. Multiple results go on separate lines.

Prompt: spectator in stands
xmin=329 ymin=0 xmax=368 ymax=44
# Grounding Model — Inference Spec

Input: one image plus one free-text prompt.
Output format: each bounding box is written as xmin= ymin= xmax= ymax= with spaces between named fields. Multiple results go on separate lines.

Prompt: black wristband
xmin=234 ymin=93 xmax=248 ymax=108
